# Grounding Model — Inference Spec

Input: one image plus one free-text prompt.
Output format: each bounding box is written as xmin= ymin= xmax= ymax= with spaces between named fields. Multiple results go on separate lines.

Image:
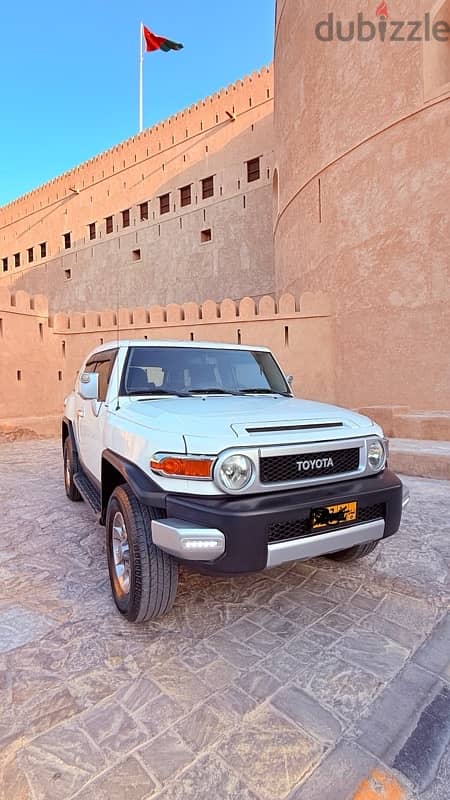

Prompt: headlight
xmin=367 ymin=439 xmax=386 ymax=472
xmin=217 ymin=454 xmax=254 ymax=491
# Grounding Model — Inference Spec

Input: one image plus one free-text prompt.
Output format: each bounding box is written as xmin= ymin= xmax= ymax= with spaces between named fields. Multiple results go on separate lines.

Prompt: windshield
xmin=122 ymin=346 xmax=291 ymax=396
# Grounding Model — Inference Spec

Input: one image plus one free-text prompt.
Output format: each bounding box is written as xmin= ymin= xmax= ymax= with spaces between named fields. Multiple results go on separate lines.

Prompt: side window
xmin=84 ymin=360 xmax=97 ymax=374
xmin=96 ymin=351 xmax=118 ymax=402
xmin=95 ymin=361 xmax=109 ymax=402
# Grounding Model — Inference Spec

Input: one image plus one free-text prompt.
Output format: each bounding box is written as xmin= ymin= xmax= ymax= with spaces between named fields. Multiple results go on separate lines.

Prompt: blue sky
xmin=0 ymin=1 xmax=275 ymax=206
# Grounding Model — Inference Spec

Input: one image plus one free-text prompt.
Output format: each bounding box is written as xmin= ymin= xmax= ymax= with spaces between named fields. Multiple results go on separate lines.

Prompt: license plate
xmin=311 ymin=501 xmax=357 ymax=530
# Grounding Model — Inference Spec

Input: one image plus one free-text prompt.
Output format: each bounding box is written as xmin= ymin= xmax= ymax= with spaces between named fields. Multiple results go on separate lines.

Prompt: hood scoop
xmin=245 ymin=421 xmax=344 ymax=434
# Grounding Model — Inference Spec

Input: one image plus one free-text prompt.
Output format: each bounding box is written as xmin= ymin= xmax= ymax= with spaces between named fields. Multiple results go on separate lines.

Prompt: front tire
xmin=106 ymin=484 xmax=178 ymax=623
xmin=63 ymin=438 xmax=82 ymax=502
xmin=326 ymin=540 xmax=379 ymax=562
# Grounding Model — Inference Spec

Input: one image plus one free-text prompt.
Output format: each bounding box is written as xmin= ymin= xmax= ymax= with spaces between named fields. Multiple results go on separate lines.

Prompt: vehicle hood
xmin=119 ymin=396 xmax=379 ymax=453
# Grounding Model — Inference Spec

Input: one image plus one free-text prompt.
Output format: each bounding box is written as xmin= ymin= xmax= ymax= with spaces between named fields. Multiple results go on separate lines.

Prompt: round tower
xmin=274 ymin=0 xmax=450 ymax=410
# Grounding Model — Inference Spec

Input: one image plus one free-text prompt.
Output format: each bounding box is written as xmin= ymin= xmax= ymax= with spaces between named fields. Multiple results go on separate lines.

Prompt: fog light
xmin=182 ymin=540 xmax=222 ymax=550
xmin=367 ymin=439 xmax=386 ymax=472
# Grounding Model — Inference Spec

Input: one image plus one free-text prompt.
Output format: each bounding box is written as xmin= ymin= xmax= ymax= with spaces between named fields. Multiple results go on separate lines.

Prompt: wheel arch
xmin=101 ymin=449 xmax=167 ymax=525
xmin=62 ymin=417 xmax=77 ymax=454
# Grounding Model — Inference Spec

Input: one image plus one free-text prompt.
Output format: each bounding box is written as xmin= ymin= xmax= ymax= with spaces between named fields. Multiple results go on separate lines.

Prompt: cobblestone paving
xmin=0 ymin=440 xmax=448 ymax=800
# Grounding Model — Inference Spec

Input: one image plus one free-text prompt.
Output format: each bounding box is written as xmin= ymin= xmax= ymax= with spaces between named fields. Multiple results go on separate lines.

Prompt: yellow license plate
xmin=311 ymin=501 xmax=358 ymax=530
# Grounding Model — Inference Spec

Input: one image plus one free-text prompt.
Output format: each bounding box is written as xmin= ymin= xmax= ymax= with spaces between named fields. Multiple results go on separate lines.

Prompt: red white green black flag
xmin=143 ymin=25 xmax=184 ymax=53
xmin=139 ymin=23 xmax=184 ymax=133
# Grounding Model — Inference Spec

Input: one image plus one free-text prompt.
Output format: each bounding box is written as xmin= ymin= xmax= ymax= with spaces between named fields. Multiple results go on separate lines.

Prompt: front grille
xmin=267 ymin=503 xmax=385 ymax=544
xmin=260 ymin=447 xmax=360 ymax=484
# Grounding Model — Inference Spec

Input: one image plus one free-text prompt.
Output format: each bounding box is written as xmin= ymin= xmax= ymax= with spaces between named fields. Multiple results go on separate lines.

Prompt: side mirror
xmin=286 ymin=375 xmax=294 ymax=386
xmin=79 ymin=372 xmax=99 ymax=400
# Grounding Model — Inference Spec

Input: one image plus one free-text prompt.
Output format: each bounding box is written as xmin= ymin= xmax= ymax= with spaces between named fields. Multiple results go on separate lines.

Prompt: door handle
xmin=76 ymin=409 xmax=85 ymax=418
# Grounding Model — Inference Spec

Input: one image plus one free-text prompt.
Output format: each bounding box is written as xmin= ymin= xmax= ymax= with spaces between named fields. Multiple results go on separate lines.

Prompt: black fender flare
xmin=101 ymin=449 xmax=168 ymax=518
xmin=62 ymin=416 xmax=77 ymax=455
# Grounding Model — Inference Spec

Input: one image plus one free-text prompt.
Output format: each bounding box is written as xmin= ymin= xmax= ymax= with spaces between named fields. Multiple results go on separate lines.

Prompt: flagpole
xmin=139 ymin=22 xmax=144 ymax=133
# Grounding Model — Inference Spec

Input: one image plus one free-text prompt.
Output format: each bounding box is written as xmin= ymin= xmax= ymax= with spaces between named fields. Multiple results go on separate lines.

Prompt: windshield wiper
xmin=238 ymin=388 xmax=289 ymax=395
xmin=187 ymin=388 xmax=242 ymax=396
xmin=132 ymin=389 xmax=192 ymax=399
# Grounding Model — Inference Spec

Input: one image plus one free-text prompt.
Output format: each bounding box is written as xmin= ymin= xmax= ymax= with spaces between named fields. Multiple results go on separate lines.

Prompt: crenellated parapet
xmin=0 ymin=284 xmax=336 ymax=431
xmin=50 ymin=291 xmax=332 ymax=333
xmin=0 ymin=288 xmax=48 ymax=316
xmin=0 ymin=65 xmax=273 ymax=226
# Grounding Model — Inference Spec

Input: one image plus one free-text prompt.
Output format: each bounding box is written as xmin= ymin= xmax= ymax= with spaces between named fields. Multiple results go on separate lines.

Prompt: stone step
xmin=392 ymin=412 xmax=450 ymax=441
xmin=389 ymin=438 xmax=450 ymax=481
xmin=356 ymin=406 xmax=408 ymax=438
xmin=356 ymin=406 xmax=450 ymax=441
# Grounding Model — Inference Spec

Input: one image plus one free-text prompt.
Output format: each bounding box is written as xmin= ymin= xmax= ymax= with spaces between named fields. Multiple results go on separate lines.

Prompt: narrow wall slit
xmin=318 ymin=178 xmax=322 ymax=223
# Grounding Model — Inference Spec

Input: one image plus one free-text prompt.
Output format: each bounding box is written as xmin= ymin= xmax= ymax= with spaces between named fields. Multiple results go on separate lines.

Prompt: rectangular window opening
xmin=105 ymin=216 xmax=113 ymax=234
xmin=201 ymin=228 xmax=212 ymax=244
xmin=14 ymin=253 xmax=20 ymax=268
xmin=122 ymin=209 xmax=130 ymax=228
xmin=89 ymin=222 xmax=96 ymax=240
xmin=2 ymin=257 xmax=8 ymax=272
xmin=132 ymin=248 xmax=141 ymax=262
xmin=202 ymin=175 xmax=214 ymax=200
xmin=40 ymin=242 xmax=47 ymax=258
xmin=17 ymin=370 xmax=22 ymax=382
xmin=159 ymin=193 xmax=170 ymax=215
xmin=140 ymin=202 xmax=149 ymax=221
xmin=180 ymin=185 xmax=192 ymax=207
xmin=247 ymin=157 xmax=261 ymax=183
xmin=65 ymin=269 xmax=72 ymax=280
xmin=27 ymin=247 xmax=34 ymax=264
xmin=63 ymin=232 xmax=71 ymax=249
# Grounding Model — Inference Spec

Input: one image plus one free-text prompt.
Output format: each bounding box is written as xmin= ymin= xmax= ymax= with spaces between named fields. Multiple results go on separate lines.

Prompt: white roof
xmin=87 ymin=339 xmax=271 ymax=357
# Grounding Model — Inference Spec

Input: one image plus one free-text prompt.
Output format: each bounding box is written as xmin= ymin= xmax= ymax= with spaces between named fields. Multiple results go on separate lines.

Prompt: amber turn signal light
xmin=150 ymin=456 xmax=213 ymax=478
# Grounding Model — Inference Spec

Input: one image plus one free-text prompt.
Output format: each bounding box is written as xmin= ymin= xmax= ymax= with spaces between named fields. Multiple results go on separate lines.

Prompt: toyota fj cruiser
xmin=62 ymin=340 xmax=409 ymax=623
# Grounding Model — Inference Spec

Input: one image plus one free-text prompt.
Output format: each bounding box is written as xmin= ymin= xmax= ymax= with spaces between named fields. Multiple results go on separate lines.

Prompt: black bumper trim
xmin=166 ymin=470 xmax=403 ymax=575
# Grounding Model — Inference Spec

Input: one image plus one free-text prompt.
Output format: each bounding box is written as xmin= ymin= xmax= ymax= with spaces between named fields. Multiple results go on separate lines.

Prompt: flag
xmin=143 ymin=25 xmax=183 ymax=53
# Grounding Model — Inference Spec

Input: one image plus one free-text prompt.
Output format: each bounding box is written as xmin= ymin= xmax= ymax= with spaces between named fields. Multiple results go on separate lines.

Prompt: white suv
xmin=63 ymin=340 xmax=408 ymax=623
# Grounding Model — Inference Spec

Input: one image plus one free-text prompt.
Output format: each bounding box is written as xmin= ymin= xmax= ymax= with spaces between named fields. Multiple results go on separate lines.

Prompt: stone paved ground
xmin=0 ymin=440 xmax=448 ymax=800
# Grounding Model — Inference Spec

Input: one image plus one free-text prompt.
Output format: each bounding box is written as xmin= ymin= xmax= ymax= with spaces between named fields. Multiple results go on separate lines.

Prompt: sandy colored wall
xmin=274 ymin=1 xmax=450 ymax=411
xmin=0 ymin=68 xmax=275 ymax=313
xmin=0 ymin=288 xmax=335 ymax=434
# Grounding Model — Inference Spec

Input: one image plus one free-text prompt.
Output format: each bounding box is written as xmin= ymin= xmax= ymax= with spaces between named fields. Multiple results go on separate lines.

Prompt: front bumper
xmin=151 ymin=469 xmax=405 ymax=575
